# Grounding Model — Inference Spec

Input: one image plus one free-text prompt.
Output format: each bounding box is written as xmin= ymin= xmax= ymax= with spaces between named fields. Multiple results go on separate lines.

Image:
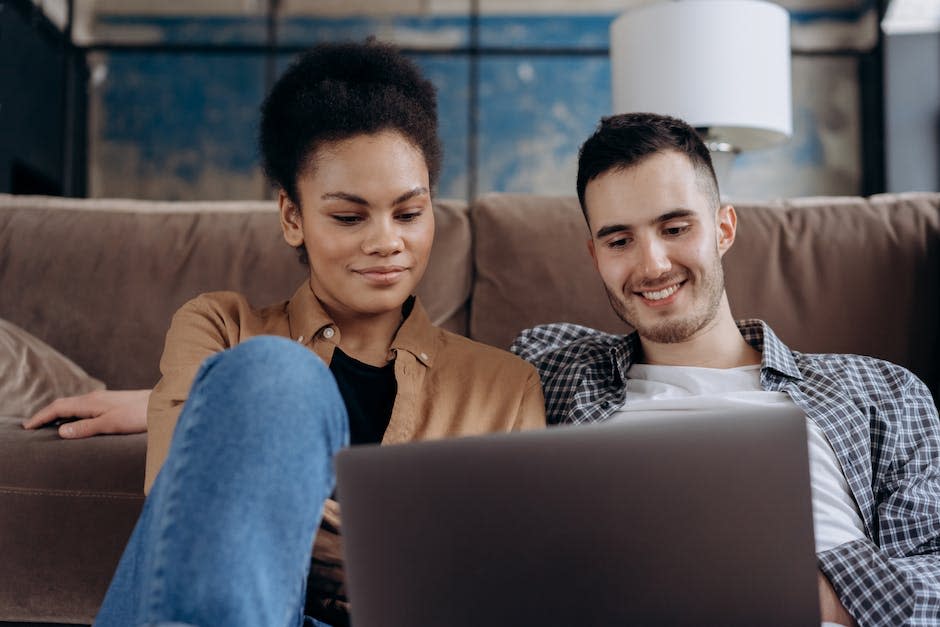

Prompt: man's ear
xmin=716 ymin=204 xmax=737 ymax=257
xmin=587 ymin=237 xmax=600 ymax=273
xmin=278 ymin=190 xmax=304 ymax=248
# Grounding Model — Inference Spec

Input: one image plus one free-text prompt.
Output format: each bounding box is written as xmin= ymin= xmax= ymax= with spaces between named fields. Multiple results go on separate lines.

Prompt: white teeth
xmin=641 ymin=284 xmax=680 ymax=300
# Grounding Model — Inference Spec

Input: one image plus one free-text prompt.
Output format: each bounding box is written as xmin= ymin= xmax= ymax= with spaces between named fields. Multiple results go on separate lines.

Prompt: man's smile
xmin=632 ymin=278 xmax=687 ymax=306
xmin=640 ymin=283 xmax=681 ymax=301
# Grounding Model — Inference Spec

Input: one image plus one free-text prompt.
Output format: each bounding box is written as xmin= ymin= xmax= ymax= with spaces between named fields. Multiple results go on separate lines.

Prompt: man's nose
xmin=637 ymin=238 xmax=671 ymax=278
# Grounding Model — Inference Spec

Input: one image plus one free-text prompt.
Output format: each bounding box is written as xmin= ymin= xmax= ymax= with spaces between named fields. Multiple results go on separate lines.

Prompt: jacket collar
xmin=286 ymin=282 xmax=335 ymax=344
xmin=285 ymin=282 xmax=437 ymax=368
xmin=390 ymin=296 xmax=437 ymax=367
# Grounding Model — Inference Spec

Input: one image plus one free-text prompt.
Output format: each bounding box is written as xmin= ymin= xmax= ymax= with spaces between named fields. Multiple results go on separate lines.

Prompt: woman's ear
xmin=278 ymin=190 xmax=304 ymax=248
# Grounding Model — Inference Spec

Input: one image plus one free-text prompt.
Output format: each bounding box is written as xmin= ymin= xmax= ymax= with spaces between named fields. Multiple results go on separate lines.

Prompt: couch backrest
xmin=0 ymin=195 xmax=470 ymax=389
xmin=469 ymin=193 xmax=940 ymax=399
xmin=4 ymin=192 xmax=939 ymax=400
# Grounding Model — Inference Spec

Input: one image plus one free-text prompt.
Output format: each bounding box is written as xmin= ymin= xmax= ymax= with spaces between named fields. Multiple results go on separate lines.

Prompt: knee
xmin=221 ymin=336 xmax=328 ymax=388
xmin=191 ymin=336 xmax=347 ymax=441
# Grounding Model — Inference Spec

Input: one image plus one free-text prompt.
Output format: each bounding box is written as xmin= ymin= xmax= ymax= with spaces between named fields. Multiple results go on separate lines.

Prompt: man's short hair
xmin=259 ymin=40 xmax=442 ymax=205
xmin=575 ymin=112 xmax=720 ymax=218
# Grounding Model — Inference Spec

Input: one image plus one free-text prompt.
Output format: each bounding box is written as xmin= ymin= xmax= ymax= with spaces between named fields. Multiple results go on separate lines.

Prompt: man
xmin=511 ymin=112 xmax=940 ymax=626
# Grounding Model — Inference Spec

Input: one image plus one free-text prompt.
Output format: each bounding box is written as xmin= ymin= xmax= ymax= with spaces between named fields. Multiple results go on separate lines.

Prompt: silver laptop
xmin=335 ymin=405 xmax=819 ymax=626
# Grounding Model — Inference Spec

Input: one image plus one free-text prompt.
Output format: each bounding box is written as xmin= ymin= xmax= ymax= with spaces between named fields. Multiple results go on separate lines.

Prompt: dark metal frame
xmin=7 ymin=0 xmax=86 ymax=195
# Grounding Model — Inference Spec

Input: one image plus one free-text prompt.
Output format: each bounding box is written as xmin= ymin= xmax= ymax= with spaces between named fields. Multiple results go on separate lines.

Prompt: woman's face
xmin=279 ymin=131 xmax=434 ymax=321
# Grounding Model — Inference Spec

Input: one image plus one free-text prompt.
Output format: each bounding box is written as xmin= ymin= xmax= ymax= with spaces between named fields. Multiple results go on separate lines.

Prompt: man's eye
xmin=607 ymin=237 xmax=630 ymax=249
xmin=664 ymin=225 xmax=690 ymax=236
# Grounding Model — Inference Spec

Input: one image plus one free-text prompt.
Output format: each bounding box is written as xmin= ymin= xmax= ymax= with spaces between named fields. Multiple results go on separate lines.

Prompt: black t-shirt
xmin=329 ymin=347 xmax=397 ymax=445
xmin=307 ymin=311 xmax=405 ymax=623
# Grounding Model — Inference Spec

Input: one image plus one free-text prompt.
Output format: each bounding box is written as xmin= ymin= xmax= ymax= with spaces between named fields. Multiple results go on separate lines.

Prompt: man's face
xmin=279 ymin=130 xmax=434 ymax=320
xmin=585 ymin=150 xmax=735 ymax=344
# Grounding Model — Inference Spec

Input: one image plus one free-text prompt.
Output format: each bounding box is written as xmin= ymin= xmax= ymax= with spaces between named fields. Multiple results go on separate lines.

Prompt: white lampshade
xmin=610 ymin=0 xmax=792 ymax=151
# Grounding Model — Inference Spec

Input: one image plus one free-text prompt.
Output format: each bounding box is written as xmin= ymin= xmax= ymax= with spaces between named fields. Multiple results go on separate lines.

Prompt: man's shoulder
xmin=794 ymin=350 xmax=929 ymax=399
xmin=511 ymin=322 xmax=627 ymax=368
xmin=752 ymin=320 xmax=930 ymax=400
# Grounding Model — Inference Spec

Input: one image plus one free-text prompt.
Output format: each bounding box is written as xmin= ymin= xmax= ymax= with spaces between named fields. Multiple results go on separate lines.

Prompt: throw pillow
xmin=0 ymin=318 xmax=104 ymax=418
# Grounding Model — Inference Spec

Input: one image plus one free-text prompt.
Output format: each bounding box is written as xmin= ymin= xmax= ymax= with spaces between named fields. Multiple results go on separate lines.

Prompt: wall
xmin=884 ymin=31 xmax=940 ymax=192
xmin=79 ymin=2 xmax=878 ymax=202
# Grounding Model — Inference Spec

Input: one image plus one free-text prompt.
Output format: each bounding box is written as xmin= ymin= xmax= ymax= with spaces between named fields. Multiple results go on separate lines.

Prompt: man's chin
xmin=619 ymin=308 xmax=705 ymax=344
xmin=608 ymin=301 xmax=681 ymax=343
xmin=636 ymin=324 xmax=698 ymax=344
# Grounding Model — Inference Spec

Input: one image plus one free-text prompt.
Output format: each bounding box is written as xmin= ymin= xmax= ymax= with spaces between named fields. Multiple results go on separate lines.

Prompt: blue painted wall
xmin=88 ymin=10 xmax=871 ymax=201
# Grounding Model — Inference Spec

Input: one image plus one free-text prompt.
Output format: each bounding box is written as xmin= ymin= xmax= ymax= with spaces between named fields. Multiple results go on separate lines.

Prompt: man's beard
xmin=607 ymin=252 xmax=726 ymax=344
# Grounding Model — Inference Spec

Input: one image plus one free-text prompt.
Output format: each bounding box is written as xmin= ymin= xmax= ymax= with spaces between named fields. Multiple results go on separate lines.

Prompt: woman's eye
xmin=332 ymin=215 xmax=362 ymax=224
xmin=397 ymin=210 xmax=423 ymax=222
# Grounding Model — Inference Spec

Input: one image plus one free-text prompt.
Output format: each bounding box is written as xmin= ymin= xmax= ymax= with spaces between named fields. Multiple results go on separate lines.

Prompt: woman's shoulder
xmin=173 ymin=291 xmax=290 ymax=328
xmin=433 ymin=328 xmax=537 ymax=380
xmin=179 ymin=290 xmax=286 ymax=316
xmin=165 ymin=291 xmax=292 ymax=351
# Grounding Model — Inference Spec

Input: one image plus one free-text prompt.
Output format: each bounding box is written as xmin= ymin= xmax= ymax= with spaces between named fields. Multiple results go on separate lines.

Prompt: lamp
xmin=610 ymin=0 xmax=792 ymax=188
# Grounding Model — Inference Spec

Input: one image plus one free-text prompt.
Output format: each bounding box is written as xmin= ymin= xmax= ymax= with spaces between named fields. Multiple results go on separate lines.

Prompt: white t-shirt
xmin=611 ymin=363 xmax=866 ymax=553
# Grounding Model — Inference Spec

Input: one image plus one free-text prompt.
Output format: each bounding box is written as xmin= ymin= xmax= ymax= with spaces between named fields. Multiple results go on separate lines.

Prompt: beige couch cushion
xmin=470 ymin=193 xmax=627 ymax=349
xmin=0 ymin=317 xmax=104 ymax=418
xmin=725 ymin=193 xmax=940 ymax=391
xmin=0 ymin=415 xmax=146 ymax=623
xmin=415 ymin=199 xmax=473 ymax=333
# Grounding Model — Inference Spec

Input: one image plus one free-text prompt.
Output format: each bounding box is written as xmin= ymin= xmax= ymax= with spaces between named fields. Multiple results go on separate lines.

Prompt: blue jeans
xmin=95 ymin=336 xmax=349 ymax=627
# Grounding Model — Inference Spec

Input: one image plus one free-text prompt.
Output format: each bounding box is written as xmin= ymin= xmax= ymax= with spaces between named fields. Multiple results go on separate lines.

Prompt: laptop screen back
xmin=336 ymin=406 xmax=819 ymax=626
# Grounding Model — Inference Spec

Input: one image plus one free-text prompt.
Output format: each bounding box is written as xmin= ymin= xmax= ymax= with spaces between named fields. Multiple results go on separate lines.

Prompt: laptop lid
xmin=335 ymin=405 xmax=819 ymax=626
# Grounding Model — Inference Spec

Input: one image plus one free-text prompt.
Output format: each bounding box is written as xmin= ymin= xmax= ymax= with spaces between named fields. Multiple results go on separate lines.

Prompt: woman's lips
xmin=354 ymin=266 xmax=408 ymax=285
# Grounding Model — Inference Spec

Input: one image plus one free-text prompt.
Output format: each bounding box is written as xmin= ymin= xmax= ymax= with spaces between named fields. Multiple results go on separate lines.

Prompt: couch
xmin=1 ymin=191 xmax=938 ymax=624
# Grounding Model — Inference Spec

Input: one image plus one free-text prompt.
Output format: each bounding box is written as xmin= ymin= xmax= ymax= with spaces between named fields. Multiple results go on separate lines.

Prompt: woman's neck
xmin=328 ymin=306 xmax=403 ymax=367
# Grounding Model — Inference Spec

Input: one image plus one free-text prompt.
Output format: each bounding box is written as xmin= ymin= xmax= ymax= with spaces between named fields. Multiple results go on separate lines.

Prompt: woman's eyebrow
xmin=393 ymin=187 xmax=430 ymax=204
xmin=319 ymin=187 xmax=429 ymax=206
xmin=321 ymin=191 xmax=369 ymax=205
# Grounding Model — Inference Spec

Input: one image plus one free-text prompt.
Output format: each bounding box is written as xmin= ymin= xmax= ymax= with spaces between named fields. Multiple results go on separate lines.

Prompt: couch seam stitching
xmin=0 ymin=486 xmax=143 ymax=499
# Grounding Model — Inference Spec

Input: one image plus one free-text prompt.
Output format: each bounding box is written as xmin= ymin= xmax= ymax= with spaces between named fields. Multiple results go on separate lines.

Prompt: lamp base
xmin=709 ymin=149 xmax=736 ymax=201
xmin=696 ymin=128 xmax=739 ymax=201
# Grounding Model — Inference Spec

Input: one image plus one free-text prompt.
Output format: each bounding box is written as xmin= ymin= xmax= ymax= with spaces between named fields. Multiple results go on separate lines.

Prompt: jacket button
xmin=322 ymin=327 xmax=335 ymax=339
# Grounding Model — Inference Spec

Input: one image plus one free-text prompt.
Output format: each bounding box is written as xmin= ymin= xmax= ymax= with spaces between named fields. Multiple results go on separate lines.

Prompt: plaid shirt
xmin=512 ymin=319 xmax=940 ymax=625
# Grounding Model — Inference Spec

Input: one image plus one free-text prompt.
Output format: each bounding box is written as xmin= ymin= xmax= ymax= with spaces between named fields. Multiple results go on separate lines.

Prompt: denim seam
xmin=144 ymin=356 xmax=218 ymax=621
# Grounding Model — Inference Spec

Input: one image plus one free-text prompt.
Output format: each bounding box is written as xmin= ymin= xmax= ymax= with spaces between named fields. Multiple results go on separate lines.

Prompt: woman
xmin=72 ymin=41 xmax=545 ymax=627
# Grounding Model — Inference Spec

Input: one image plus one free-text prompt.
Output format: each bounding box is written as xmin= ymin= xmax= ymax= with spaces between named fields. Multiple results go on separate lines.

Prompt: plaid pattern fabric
xmin=512 ymin=319 xmax=940 ymax=625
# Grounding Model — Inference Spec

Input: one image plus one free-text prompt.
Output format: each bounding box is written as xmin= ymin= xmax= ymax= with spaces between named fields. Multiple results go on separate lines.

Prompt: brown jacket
xmin=146 ymin=282 xmax=546 ymax=623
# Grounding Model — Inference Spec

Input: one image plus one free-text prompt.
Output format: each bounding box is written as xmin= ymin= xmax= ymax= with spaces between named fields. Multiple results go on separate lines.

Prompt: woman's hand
xmin=21 ymin=389 xmax=151 ymax=438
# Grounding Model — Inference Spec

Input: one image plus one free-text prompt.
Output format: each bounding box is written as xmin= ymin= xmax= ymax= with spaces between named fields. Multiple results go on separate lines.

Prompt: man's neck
xmin=638 ymin=303 xmax=761 ymax=369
